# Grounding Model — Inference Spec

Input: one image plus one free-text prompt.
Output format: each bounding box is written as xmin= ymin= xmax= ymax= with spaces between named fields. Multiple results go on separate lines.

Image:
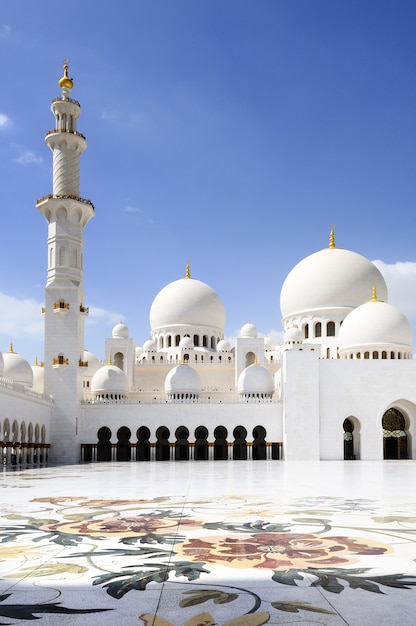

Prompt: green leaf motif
xmin=203 ymin=520 xmax=291 ymax=533
xmin=6 ymin=562 xmax=88 ymax=578
xmin=271 ymin=600 xmax=336 ymax=614
xmin=180 ymin=589 xmax=238 ymax=608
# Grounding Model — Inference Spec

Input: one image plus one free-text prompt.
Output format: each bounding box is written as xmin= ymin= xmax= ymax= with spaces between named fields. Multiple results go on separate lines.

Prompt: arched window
xmin=304 ymin=324 xmax=309 ymax=339
xmin=59 ymin=246 xmax=65 ymax=266
xmin=167 ymin=336 xmax=172 ymax=348
xmin=194 ymin=335 xmax=199 ymax=347
xmin=160 ymin=336 xmax=164 ymax=349
xmin=364 ymin=352 xmax=369 ymax=359
xmin=175 ymin=335 xmax=180 ymax=347
xmin=114 ymin=352 xmax=124 ymax=370
xmin=314 ymin=322 xmax=321 ymax=338
xmin=327 ymin=321 xmax=335 ymax=336
xmin=373 ymin=351 xmax=379 ymax=359
xmin=203 ymin=335 xmax=208 ymax=347
xmin=382 ymin=351 xmax=387 ymax=359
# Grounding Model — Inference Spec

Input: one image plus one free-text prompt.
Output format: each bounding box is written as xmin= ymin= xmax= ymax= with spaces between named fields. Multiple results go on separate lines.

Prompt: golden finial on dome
xmin=367 ymin=286 xmax=384 ymax=303
xmin=58 ymin=59 xmax=74 ymax=90
xmin=33 ymin=356 xmax=39 ymax=366
xmin=108 ymin=354 xmax=113 ymax=365
xmin=329 ymin=225 xmax=336 ymax=249
xmin=9 ymin=342 xmax=14 ymax=353
xmin=185 ymin=261 xmax=191 ymax=279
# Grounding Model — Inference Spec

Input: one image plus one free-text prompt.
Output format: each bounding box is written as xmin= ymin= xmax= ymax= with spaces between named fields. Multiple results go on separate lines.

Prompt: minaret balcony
xmin=52 ymin=356 xmax=69 ymax=368
xmin=53 ymin=301 xmax=70 ymax=315
xmin=79 ymin=304 xmax=89 ymax=315
xmin=45 ymin=129 xmax=86 ymax=140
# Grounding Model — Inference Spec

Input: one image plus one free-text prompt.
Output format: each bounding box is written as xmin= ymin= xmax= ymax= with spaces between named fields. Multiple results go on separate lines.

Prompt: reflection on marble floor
xmin=0 ymin=461 xmax=416 ymax=625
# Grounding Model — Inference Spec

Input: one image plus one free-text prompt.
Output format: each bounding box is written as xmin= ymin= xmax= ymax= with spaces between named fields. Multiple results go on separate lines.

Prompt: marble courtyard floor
xmin=0 ymin=460 xmax=416 ymax=625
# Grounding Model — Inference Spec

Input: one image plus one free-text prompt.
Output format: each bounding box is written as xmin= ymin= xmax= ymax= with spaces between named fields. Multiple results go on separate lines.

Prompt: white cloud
xmin=86 ymin=305 xmax=124 ymax=327
xmin=373 ymin=260 xmax=416 ymax=317
xmin=0 ymin=292 xmax=43 ymax=344
xmin=0 ymin=113 xmax=11 ymax=128
xmin=124 ymin=205 xmax=141 ymax=213
xmin=14 ymin=151 xmax=43 ymax=165
xmin=101 ymin=109 xmax=118 ymax=121
xmin=0 ymin=24 xmax=11 ymax=38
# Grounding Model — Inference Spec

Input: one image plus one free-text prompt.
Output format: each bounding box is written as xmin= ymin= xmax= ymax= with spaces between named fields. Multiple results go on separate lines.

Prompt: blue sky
xmin=0 ymin=0 xmax=415 ymax=361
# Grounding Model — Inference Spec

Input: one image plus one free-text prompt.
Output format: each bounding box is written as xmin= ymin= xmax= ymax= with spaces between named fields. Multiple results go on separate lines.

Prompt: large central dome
xmin=150 ymin=273 xmax=226 ymax=332
xmin=280 ymin=239 xmax=388 ymax=320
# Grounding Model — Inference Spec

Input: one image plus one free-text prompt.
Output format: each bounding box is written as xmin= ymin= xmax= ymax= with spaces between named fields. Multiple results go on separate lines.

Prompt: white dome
xmin=150 ymin=276 xmax=225 ymax=332
xmin=31 ymin=360 xmax=44 ymax=392
xmin=240 ymin=322 xmax=258 ymax=338
xmin=0 ymin=350 xmax=4 ymax=377
xmin=179 ymin=336 xmax=194 ymax=349
xmin=284 ymin=326 xmax=303 ymax=343
xmin=238 ymin=364 xmax=274 ymax=395
xmin=91 ymin=364 xmax=128 ymax=394
xmin=264 ymin=336 xmax=276 ymax=351
xmin=143 ymin=339 xmax=157 ymax=351
xmin=165 ymin=364 xmax=201 ymax=394
xmin=112 ymin=322 xmax=129 ymax=338
xmin=217 ymin=339 xmax=231 ymax=352
xmin=83 ymin=350 xmax=101 ymax=377
xmin=280 ymin=245 xmax=388 ymax=320
xmin=3 ymin=349 xmax=33 ymax=386
xmin=338 ymin=299 xmax=412 ymax=352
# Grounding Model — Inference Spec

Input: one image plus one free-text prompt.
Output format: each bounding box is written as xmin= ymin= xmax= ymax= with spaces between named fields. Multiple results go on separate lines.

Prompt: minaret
xmin=36 ymin=62 xmax=94 ymax=464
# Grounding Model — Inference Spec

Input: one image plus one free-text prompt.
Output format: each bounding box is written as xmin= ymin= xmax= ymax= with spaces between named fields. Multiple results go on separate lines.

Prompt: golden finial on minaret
xmin=185 ymin=261 xmax=191 ymax=279
xmin=58 ymin=59 xmax=74 ymax=90
xmin=329 ymin=224 xmax=336 ymax=249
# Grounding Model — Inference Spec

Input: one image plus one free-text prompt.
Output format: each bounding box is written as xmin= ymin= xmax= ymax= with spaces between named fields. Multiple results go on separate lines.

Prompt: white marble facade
xmin=1 ymin=65 xmax=415 ymax=466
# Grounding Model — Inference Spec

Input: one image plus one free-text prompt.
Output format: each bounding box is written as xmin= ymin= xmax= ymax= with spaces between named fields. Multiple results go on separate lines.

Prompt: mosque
xmin=1 ymin=65 xmax=415 ymax=466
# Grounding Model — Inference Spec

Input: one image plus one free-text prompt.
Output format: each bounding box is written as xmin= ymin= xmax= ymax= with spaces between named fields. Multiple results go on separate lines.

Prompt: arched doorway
xmin=175 ymin=426 xmax=190 ymax=461
xmin=383 ymin=408 xmax=408 ymax=459
xmin=213 ymin=426 xmax=228 ymax=460
xmin=252 ymin=425 xmax=267 ymax=460
xmin=116 ymin=426 xmax=131 ymax=461
xmin=233 ymin=425 xmax=247 ymax=460
xmin=194 ymin=426 xmax=209 ymax=460
xmin=136 ymin=426 xmax=151 ymax=461
xmin=343 ymin=418 xmax=354 ymax=460
xmin=156 ymin=426 xmax=171 ymax=461
xmin=97 ymin=427 xmax=112 ymax=461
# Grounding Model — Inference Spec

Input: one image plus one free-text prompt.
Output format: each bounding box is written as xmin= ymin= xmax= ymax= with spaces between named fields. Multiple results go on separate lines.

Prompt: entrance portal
xmin=382 ymin=408 xmax=408 ymax=459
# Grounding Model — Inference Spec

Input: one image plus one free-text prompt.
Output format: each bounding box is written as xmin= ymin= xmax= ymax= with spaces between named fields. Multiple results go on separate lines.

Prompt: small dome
xmin=284 ymin=326 xmax=303 ymax=344
xmin=179 ymin=336 xmax=194 ymax=349
xmin=240 ymin=322 xmax=258 ymax=338
xmin=165 ymin=364 xmax=201 ymax=394
xmin=280 ymin=241 xmax=387 ymax=320
xmin=264 ymin=336 xmax=276 ymax=351
xmin=217 ymin=339 xmax=231 ymax=352
xmin=112 ymin=322 xmax=129 ymax=338
xmin=143 ymin=339 xmax=157 ymax=351
xmin=82 ymin=350 xmax=101 ymax=377
xmin=338 ymin=298 xmax=412 ymax=354
xmin=91 ymin=364 xmax=128 ymax=394
xmin=238 ymin=364 xmax=274 ymax=395
xmin=3 ymin=347 xmax=33 ymax=386
xmin=31 ymin=359 xmax=44 ymax=393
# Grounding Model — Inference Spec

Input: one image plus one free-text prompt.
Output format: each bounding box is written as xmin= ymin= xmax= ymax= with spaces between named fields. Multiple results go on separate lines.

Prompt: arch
xmin=314 ymin=322 xmax=322 ymax=338
xmin=304 ymin=323 xmax=309 ymax=339
xmin=59 ymin=246 xmax=66 ymax=266
xmin=113 ymin=352 xmax=124 ymax=370
xmin=27 ymin=422 xmax=34 ymax=443
xmin=203 ymin=335 xmax=208 ymax=347
xmin=213 ymin=426 xmax=228 ymax=460
xmin=382 ymin=408 xmax=408 ymax=459
xmin=327 ymin=321 xmax=335 ymax=337
xmin=233 ymin=425 xmax=247 ymax=460
xmin=3 ymin=419 xmax=10 ymax=442
xmin=175 ymin=335 xmax=180 ymax=347
xmin=193 ymin=334 xmax=199 ymax=347
xmin=245 ymin=352 xmax=256 ymax=368
xmin=252 ymin=425 xmax=267 ymax=460
xmin=97 ymin=426 xmax=112 ymax=462
xmin=194 ymin=426 xmax=209 ymax=460
xmin=175 ymin=426 xmax=190 ymax=461
xmin=136 ymin=426 xmax=151 ymax=461
xmin=12 ymin=420 xmax=19 ymax=443
xmin=116 ymin=426 xmax=131 ymax=461
xmin=156 ymin=426 xmax=171 ymax=461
